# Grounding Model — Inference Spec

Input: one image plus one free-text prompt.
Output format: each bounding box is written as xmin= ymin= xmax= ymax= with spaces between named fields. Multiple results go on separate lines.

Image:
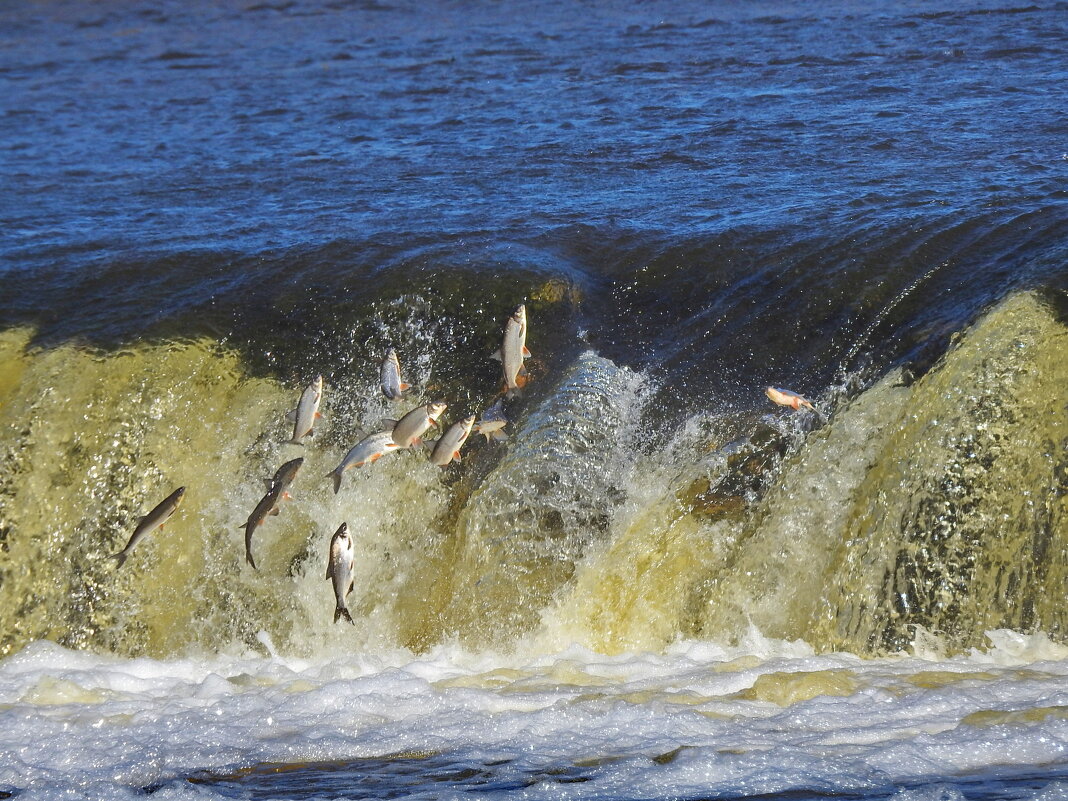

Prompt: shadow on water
xmin=4 ymin=206 xmax=1067 ymax=420
xmin=173 ymin=755 xmax=1068 ymax=801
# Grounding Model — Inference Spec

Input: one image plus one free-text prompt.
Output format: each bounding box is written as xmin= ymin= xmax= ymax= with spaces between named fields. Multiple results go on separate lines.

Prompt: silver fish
xmin=384 ymin=401 xmax=447 ymax=449
xmin=243 ymin=457 xmax=302 ymax=570
xmin=110 ymin=486 xmax=186 ymax=569
xmin=380 ymin=349 xmax=411 ymax=401
xmin=766 ymin=386 xmax=816 ymax=412
xmin=474 ymin=398 xmax=508 ymax=442
xmin=430 ymin=414 xmax=476 ymax=467
xmin=325 ymin=522 xmax=356 ymax=625
xmin=288 ymin=375 xmax=323 ymax=445
xmin=326 ymin=431 xmax=400 ymax=494
xmin=491 ymin=304 xmax=530 ymax=398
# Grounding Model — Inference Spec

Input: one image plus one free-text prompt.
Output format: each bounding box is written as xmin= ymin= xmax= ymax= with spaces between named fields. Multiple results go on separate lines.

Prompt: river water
xmin=1 ymin=0 xmax=1067 ymax=798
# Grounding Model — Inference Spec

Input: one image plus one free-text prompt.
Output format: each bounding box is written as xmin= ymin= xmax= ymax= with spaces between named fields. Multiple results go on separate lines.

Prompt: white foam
xmin=2 ymin=631 xmax=1067 ymax=799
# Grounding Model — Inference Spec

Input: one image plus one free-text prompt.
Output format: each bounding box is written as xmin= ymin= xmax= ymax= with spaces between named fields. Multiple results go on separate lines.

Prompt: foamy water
xmin=3 ymin=631 xmax=1068 ymax=799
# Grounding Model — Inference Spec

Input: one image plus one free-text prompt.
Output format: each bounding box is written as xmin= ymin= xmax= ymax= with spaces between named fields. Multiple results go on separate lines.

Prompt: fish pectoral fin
xmin=522 ymin=346 xmax=531 ymax=358
xmin=452 ymin=450 xmax=462 ymax=462
xmin=315 ymin=411 xmax=323 ymax=419
xmin=269 ymin=506 xmax=281 ymax=516
xmin=514 ymin=372 xmax=529 ymax=388
xmin=399 ymin=382 xmax=411 ymax=391
xmin=368 ymin=453 xmax=382 ymax=463
xmin=490 ymin=349 xmax=502 ymax=362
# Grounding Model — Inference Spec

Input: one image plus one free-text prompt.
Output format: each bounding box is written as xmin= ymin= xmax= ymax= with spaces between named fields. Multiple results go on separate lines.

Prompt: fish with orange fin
xmin=109 ymin=486 xmax=186 ymax=569
xmin=243 ymin=457 xmax=302 ymax=570
xmin=474 ymin=399 xmax=508 ymax=442
xmin=286 ymin=375 xmax=323 ymax=445
xmin=383 ymin=401 xmax=446 ymax=449
xmin=430 ymin=414 xmax=476 ymax=467
xmin=491 ymin=304 xmax=530 ymax=398
xmin=766 ymin=386 xmax=816 ymax=412
xmin=326 ymin=431 xmax=400 ymax=494
xmin=380 ymin=349 xmax=411 ymax=401
xmin=326 ymin=522 xmax=356 ymax=625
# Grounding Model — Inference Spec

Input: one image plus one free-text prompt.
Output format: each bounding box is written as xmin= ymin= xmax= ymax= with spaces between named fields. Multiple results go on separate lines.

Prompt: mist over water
xmin=1 ymin=0 xmax=1067 ymax=797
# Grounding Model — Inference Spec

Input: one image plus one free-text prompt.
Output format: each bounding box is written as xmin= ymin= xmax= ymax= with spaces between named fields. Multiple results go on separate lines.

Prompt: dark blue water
xmin=186 ymin=755 xmax=1068 ymax=801
xmin=2 ymin=0 xmax=1067 ymax=400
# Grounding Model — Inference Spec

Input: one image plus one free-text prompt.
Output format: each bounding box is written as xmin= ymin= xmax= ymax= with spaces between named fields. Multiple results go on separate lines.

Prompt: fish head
xmin=480 ymin=398 xmax=506 ymax=421
xmin=332 ymin=521 xmax=349 ymax=542
xmin=312 ymin=375 xmax=324 ymax=392
xmin=426 ymin=401 xmax=447 ymax=421
xmin=511 ymin=304 xmax=526 ymax=327
xmin=460 ymin=414 xmax=477 ymax=433
xmin=173 ymin=487 xmax=187 ymax=506
xmin=278 ymin=457 xmax=304 ymax=482
xmin=385 ymin=349 xmax=399 ymax=367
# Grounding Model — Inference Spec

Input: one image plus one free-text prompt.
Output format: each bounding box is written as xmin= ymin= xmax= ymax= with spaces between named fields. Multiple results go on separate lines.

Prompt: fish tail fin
xmin=334 ymin=606 xmax=355 ymax=625
xmin=246 ymin=549 xmax=258 ymax=570
xmin=109 ymin=552 xmax=128 ymax=570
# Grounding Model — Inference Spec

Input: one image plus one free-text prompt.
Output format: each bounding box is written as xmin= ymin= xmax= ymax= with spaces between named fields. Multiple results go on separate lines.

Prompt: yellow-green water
xmin=0 ymin=291 xmax=1065 ymax=659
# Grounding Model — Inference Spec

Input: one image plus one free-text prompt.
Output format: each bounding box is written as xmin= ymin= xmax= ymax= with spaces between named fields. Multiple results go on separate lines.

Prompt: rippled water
xmin=1 ymin=0 xmax=1067 ymax=798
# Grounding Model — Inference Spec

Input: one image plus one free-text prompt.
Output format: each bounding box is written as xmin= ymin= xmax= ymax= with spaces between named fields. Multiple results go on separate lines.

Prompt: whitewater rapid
xmin=2 ymin=632 xmax=1068 ymax=799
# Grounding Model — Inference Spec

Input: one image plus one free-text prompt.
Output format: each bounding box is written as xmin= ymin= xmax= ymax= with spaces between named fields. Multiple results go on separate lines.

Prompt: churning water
xmin=1 ymin=0 xmax=1066 ymax=797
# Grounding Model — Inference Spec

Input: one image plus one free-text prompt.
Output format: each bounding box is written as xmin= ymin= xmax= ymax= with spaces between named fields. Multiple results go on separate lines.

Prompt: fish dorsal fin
xmin=269 ymin=506 xmax=280 ymax=516
xmin=263 ymin=479 xmax=275 ymax=492
xmin=453 ymin=451 xmax=462 ymax=462
xmin=522 ymin=346 xmax=531 ymax=358
xmin=490 ymin=349 xmax=502 ymax=362
xmin=381 ymin=418 xmax=398 ymax=431
xmin=285 ymin=409 xmax=297 ymax=424
xmin=326 ymin=562 xmax=333 ymax=580
xmin=399 ymin=382 xmax=411 ymax=391
xmin=347 ymin=579 xmax=355 ymax=597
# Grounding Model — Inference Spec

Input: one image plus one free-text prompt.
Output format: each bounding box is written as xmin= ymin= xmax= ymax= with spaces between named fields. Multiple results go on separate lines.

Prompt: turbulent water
xmin=1 ymin=0 xmax=1067 ymax=798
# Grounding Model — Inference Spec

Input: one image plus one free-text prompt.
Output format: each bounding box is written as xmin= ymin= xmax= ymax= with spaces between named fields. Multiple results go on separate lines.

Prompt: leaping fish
xmin=287 ymin=375 xmax=323 ymax=445
xmin=474 ymin=399 xmax=508 ymax=442
xmin=326 ymin=431 xmax=400 ymax=494
xmin=766 ymin=386 xmax=816 ymax=412
xmin=326 ymin=522 xmax=356 ymax=625
xmin=109 ymin=486 xmax=186 ymax=569
xmin=380 ymin=349 xmax=411 ymax=401
xmin=384 ymin=401 xmax=446 ymax=449
xmin=430 ymin=414 xmax=476 ymax=467
xmin=243 ymin=457 xmax=302 ymax=570
xmin=491 ymin=304 xmax=531 ymax=398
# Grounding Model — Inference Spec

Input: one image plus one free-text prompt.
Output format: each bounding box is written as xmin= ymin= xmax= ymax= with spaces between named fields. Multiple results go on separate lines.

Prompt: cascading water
xmin=1 ymin=290 xmax=1064 ymax=665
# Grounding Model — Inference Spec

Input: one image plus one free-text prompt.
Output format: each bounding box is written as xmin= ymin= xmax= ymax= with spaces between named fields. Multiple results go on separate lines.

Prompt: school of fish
xmin=106 ymin=303 xmax=819 ymax=624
